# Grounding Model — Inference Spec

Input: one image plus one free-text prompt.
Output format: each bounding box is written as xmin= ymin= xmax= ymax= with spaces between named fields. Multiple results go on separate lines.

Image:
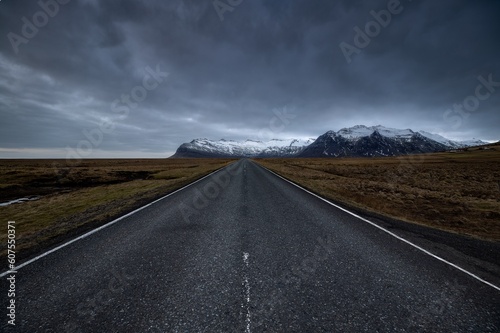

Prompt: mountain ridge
xmin=171 ymin=125 xmax=487 ymax=158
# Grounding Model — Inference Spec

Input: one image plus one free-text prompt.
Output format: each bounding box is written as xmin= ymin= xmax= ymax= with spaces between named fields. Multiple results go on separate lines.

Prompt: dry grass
xmin=0 ymin=159 xmax=235 ymax=260
xmin=255 ymin=144 xmax=500 ymax=241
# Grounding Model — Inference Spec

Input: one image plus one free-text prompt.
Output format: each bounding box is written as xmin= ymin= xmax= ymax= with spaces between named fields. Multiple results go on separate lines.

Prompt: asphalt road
xmin=2 ymin=159 xmax=500 ymax=332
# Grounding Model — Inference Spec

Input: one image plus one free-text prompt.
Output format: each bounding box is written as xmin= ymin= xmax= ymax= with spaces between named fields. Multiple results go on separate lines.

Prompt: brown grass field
xmin=255 ymin=143 xmax=500 ymax=241
xmin=0 ymin=158 xmax=235 ymax=260
xmin=1 ymin=144 xmax=499 ymax=263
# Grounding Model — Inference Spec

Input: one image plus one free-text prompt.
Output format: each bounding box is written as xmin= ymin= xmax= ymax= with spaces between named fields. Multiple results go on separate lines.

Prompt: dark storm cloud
xmin=0 ymin=0 xmax=499 ymax=157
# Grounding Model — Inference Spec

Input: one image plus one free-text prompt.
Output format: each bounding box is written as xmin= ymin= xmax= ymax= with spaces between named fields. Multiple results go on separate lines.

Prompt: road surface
xmin=2 ymin=159 xmax=500 ymax=332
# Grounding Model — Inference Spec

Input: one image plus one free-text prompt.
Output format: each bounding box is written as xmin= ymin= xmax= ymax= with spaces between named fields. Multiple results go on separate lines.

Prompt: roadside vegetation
xmin=255 ymin=143 xmax=500 ymax=241
xmin=0 ymin=159 xmax=235 ymax=261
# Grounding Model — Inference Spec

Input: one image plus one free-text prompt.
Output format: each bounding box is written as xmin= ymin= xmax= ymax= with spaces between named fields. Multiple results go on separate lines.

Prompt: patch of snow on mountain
xmin=337 ymin=125 xmax=375 ymax=139
xmin=418 ymin=131 xmax=457 ymax=146
xmin=183 ymin=137 xmax=315 ymax=157
xmin=337 ymin=125 xmax=414 ymax=139
xmin=418 ymin=131 xmax=486 ymax=148
xmin=373 ymin=125 xmax=414 ymax=138
xmin=457 ymin=139 xmax=487 ymax=147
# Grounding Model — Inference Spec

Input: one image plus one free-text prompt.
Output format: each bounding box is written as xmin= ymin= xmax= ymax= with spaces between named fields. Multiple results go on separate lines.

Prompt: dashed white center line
xmin=242 ymin=252 xmax=251 ymax=333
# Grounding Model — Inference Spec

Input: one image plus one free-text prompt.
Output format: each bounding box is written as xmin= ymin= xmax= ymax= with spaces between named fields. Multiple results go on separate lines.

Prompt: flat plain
xmin=6 ymin=159 xmax=500 ymax=332
xmin=255 ymin=143 xmax=500 ymax=241
xmin=0 ymin=158 xmax=235 ymax=261
xmin=2 ymin=143 xmax=499 ymax=264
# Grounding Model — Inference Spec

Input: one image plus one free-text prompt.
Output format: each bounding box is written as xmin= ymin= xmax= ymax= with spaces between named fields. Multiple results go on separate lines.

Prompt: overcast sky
xmin=1 ymin=0 xmax=499 ymax=158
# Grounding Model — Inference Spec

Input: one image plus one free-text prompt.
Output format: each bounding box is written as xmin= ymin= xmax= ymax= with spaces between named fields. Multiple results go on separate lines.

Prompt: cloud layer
xmin=1 ymin=0 xmax=499 ymax=157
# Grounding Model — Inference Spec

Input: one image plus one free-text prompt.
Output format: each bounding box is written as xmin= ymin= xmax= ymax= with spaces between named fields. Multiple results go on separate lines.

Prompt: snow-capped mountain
xmin=298 ymin=125 xmax=487 ymax=158
xmin=172 ymin=138 xmax=315 ymax=158
xmin=171 ymin=125 xmax=487 ymax=158
xmin=417 ymin=131 xmax=485 ymax=148
xmin=332 ymin=125 xmax=483 ymax=147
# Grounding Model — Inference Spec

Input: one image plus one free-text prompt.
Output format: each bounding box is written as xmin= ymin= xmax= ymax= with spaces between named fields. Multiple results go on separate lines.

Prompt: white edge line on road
xmin=0 ymin=163 xmax=233 ymax=278
xmin=256 ymin=162 xmax=500 ymax=292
